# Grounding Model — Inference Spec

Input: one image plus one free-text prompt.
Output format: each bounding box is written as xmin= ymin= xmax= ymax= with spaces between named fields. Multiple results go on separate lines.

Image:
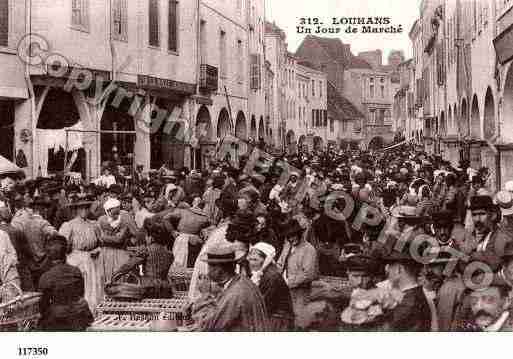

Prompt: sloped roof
xmin=307 ymin=36 xmax=372 ymax=70
xmin=327 ymin=82 xmax=364 ymax=120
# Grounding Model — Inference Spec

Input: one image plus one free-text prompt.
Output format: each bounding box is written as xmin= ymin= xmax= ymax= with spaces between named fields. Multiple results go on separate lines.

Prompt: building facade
xmin=0 ymin=0 xmax=276 ymax=180
xmin=411 ymin=0 xmax=510 ymax=191
xmin=343 ymin=68 xmax=395 ymax=149
xmin=0 ymin=0 xmax=28 ymax=174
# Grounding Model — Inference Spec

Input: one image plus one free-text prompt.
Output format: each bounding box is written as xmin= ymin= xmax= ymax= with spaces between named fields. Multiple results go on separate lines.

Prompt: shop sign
xmin=45 ymin=63 xmax=111 ymax=81
xmin=138 ymin=75 xmax=196 ymax=95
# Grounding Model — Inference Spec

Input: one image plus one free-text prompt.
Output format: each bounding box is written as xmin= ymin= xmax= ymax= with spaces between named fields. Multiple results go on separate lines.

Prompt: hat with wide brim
xmin=495 ymin=191 xmax=513 ymax=216
xmin=431 ymin=210 xmax=455 ymax=227
xmin=345 ymin=255 xmax=382 ymax=275
xmin=469 ymin=195 xmax=495 ymax=211
xmin=281 ymin=219 xmax=305 ymax=238
xmin=68 ymin=199 xmax=95 ymax=208
xmin=30 ymin=197 xmax=53 ymax=207
xmin=200 ymin=243 xmax=245 ymax=264
xmin=391 ymin=205 xmax=426 ymax=220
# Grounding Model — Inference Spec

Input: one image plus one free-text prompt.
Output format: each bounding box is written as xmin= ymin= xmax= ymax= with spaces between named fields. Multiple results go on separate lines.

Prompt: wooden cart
xmin=90 ymin=296 xmax=191 ymax=332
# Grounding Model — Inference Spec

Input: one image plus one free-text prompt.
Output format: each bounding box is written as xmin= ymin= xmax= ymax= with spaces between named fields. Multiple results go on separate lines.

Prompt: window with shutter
xmin=112 ymin=0 xmax=128 ymax=41
xmin=250 ymin=54 xmax=261 ymax=89
xmin=236 ymin=0 xmax=242 ymax=16
xmin=219 ymin=31 xmax=226 ymax=78
xmin=0 ymin=0 xmax=8 ymax=47
xmin=237 ymin=40 xmax=243 ymax=83
xmin=71 ymin=0 xmax=89 ymax=32
xmin=483 ymin=3 xmax=489 ymax=26
xmin=149 ymin=0 xmax=160 ymax=47
xmin=324 ymin=110 xmax=328 ymax=127
xmin=168 ymin=0 xmax=178 ymax=52
xmin=199 ymin=20 xmax=207 ymax=65
xmin=311 ymin=110 xmax=315 ymax=127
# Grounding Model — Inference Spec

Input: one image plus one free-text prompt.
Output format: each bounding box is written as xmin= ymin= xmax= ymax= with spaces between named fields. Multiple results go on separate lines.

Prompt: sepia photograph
xmin=0 ymin=0 xmax=513 ymax=356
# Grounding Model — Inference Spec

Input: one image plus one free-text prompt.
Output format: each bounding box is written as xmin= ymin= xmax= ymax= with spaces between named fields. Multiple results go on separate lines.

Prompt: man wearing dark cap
xmin=38 ymin=234 xmax=94 ymax=331
xmin=277 ymin=219 xmax=319 ymax=329
xmin=458 ymin=281 xmax=513 ymax=331
xmin=431 ymin=210 xmax=459 ymax=247
xmin=459 ymin=196 xmax=505 ymax=260
xmin=452 ymin=249 xmax=513 ymax=331
xmin=379 ymin=241 xmax=431 ymax=331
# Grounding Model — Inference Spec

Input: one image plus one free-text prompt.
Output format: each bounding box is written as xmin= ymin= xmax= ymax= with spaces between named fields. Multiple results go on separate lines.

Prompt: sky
xmin=265 ymin=0 xmax=422 ymax=64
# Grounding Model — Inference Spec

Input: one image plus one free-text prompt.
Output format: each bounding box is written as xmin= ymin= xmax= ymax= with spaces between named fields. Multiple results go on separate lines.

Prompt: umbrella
xmin=0 ymin=155 xmax=24 ymax=177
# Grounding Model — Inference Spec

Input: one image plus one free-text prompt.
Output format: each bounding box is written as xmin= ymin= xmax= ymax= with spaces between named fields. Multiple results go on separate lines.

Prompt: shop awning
xmin=380 ymin=140 xmax=407 ymax=152
xmin=0 ymin=155 xmax=23 ymax=176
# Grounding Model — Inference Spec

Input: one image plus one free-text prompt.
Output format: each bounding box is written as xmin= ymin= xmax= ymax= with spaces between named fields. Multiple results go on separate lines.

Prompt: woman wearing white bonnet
xmin=248 ymin=242 xmax=294 ymax=331
xmin=97 ymin=197 xmax=136 ymax=286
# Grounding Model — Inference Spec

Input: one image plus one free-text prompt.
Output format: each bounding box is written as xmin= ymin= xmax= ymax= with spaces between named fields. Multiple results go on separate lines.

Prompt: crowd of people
xmin=1 ymin=142 xmax=513 ymax=332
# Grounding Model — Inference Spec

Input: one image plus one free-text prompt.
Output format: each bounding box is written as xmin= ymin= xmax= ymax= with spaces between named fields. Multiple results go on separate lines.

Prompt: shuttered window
xmin=168 ymin=0 xmax=178 ymax=52
xmin=71 ymin=0 xmax=89 ymax=32
xmin=0 ymin=0 xmax=8 ymax=47
xmin=112 ymin=0 xmax=128 ymax=41
xmin=220 ymin=30 xmax=227 ymax=78
xmin=250 ymin=54 xmax=261 ymax=89
xmin=237 ymin=39 xmax=243 ymax=83
xmin=149 ymin=0 xmax=160 ymax=47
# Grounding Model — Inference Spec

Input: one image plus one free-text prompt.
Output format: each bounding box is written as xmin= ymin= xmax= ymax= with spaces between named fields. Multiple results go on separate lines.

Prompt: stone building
xmin=1 ymin=0 xmax=200 ymax=180
xmin=0 ymin=0 xmax=273 ymax=179
xmin=343 ymin=68 xmax=395 ymax=149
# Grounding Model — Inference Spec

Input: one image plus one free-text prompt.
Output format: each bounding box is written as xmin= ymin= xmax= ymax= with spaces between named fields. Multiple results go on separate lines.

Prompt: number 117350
xmin=18 ymin=347 xmax=48 ymax=356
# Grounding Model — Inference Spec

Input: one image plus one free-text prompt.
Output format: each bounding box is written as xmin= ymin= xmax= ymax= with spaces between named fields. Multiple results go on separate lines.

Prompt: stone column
xmin=14 ymin=100 xmax=33 ymax=178
xmin=134 ymin=97 xmax=151 ymax=172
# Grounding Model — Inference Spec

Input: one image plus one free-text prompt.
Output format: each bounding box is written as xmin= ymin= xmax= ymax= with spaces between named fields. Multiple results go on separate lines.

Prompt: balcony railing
xmin=199 ymin=64 xmax=218 ymax=92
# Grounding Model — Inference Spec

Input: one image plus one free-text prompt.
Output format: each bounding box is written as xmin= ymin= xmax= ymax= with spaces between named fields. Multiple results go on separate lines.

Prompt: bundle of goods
xmin=105 ymin=273 xmax=145 ymax=301
xmin=340 ymin=286 xmax=404 ymax=328
xmin=168 ymin=266 xmax=194 ymax=292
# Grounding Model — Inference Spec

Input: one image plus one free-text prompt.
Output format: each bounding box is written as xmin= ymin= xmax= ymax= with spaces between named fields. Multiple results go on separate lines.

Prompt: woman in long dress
xmin=59 ymin=197 xmax=102 ymax=313
xmin=97 ymin=198 xmax=137 ymax=286
xmin=188 ymin=191 xmax=237 ymax=302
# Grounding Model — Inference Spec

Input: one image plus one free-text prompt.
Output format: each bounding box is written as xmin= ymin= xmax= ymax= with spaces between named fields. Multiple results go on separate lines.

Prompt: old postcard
xmin=0 ymin=0 xmax=512 ymax=357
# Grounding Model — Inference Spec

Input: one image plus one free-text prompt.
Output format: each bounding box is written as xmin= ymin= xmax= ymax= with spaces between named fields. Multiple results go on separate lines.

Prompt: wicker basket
xmin=105 ymin=273 xmax=145 ymax=301
xmin=168 ymin=266 xmax=194 ymax=292
xmin=0 ymin=283 xmax=42 ymax=332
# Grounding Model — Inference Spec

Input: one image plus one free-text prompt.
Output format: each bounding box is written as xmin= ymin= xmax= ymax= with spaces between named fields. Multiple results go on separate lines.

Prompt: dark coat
xmin=384 ymin=286 xmax=431 ymax=331
xmin=38 ymin=262 xmax=93 ymax=331
xmin=258 ymin=263 xmax=294 ymax=324
xmin=0 ymin=223 xmax=34 ymax=291
xmin=202 ymin=275 xmax=269 ymax=332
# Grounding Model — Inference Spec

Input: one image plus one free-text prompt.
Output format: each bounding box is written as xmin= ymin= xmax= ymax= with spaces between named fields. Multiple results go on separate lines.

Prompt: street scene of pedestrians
xmin=1 ymin=0 xmax=513 ymax=338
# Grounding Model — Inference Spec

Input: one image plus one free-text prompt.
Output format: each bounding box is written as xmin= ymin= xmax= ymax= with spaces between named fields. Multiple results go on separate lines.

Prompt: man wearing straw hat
xmin=199 ymin=242 xmax=268 ymax=332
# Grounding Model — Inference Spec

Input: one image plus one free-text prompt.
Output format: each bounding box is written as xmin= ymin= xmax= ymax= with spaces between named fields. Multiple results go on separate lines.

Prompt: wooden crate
xmin=88 ymin=315 xmax=152 ymax=332
xmin=318 ymin=276 xmax=351 ymax=289
xmin=96 ymin=297 xmax=191 ymax=326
